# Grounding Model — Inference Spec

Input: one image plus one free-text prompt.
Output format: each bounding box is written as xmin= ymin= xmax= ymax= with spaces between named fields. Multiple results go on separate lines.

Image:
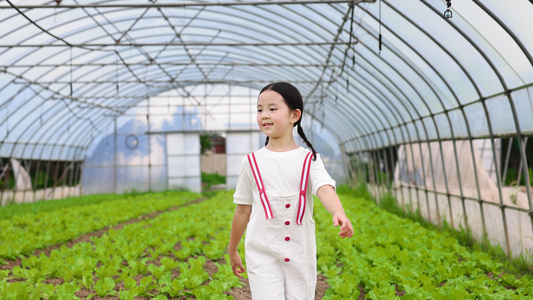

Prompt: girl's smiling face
xmin=257 ymin=90 xmax=300 ymax=140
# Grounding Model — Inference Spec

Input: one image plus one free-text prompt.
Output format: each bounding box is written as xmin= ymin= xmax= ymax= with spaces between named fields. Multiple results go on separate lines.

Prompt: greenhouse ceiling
xmin=1 ymin=0 xmax=532 ymax=161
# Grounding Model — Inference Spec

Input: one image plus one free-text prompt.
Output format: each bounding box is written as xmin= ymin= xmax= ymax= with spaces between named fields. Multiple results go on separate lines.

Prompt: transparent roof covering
xmin=1 ymin=0 xmax=532 ymax=160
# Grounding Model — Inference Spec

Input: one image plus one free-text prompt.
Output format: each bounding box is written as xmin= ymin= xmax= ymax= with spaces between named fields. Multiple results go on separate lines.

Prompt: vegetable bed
xmin=0 ymin=188 xmax=531 ymax=299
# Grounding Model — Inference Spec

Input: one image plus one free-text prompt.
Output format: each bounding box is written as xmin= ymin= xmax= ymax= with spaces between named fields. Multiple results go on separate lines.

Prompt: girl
xmin=228 ymin=82 xmax=353 ymax=299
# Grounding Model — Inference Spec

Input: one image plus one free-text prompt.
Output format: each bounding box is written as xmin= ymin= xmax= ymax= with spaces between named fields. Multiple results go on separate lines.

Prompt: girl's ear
xmin=291 ymin=109 xmax=302 ymax=125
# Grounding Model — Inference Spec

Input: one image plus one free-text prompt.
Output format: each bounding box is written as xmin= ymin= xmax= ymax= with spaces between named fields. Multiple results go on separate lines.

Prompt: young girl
xmin=228 ymin=82 xmax=353 ymax=299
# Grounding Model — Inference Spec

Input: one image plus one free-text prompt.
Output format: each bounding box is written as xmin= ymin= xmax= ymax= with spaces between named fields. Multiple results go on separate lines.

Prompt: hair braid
xmin=265 ymin=136 xmax=269 ymax=146
xmin=297 ymin=123 xmax=317 ymax=161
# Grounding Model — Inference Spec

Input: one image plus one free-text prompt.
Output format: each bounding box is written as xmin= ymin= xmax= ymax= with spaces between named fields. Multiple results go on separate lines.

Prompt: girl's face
xmin=257 ymin=90 xmax=300 ymax=140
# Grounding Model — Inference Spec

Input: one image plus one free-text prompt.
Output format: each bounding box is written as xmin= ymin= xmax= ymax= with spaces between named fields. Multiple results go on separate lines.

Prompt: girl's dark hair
xmin=260 ymin=82 xmax=317 ymax=160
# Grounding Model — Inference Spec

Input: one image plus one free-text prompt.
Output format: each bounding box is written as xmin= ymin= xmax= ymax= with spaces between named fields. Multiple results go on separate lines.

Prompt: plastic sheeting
xmin=394 ymin=140 xmax=532 ymax=256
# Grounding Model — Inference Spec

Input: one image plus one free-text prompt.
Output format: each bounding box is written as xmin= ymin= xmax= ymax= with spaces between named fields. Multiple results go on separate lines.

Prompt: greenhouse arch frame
xmin=1 ymin=0 xmax=532 ymax=257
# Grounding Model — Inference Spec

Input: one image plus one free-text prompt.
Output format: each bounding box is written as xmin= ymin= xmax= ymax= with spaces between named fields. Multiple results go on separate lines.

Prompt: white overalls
xmin=233 ymin=147 xmax=336 ymax=300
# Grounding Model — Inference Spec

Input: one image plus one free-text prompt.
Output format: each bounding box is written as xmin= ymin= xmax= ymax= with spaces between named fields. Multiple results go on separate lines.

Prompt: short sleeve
xmin=233 ymin=156 xmax=254 ymax=205
xmin=310 ymin=153 xmax=336 ymax=196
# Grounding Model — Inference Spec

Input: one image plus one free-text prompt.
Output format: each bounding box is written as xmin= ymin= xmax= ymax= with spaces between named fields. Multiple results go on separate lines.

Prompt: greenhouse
xmin=1 ymin=0 xmax=532 ymax=298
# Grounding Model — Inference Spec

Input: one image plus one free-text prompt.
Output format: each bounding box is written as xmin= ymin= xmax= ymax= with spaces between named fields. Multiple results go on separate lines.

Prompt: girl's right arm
xmin=228 ymin=204 xmax=252 ymax=277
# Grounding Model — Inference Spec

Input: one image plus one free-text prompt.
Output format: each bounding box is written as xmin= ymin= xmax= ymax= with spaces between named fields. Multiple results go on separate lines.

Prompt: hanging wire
xmin=346 ymin=78 xmax=349 ymax=93
xmin=116 ymin=53 xmax=119 ymax=97
xmin=69 ymin=46 xmax=73 ymax=98
xmin=340 ymin=2 xmax=356 ymax=75
xmin=378 ymin=0 xmax=382 ymax=55
xmin=40 ymin=97 xmax=43 ymax=126
xmin=335 ymin=78 xmax=339 ymax=103
xmin=5 ymin=105 xmax=8 ymax=136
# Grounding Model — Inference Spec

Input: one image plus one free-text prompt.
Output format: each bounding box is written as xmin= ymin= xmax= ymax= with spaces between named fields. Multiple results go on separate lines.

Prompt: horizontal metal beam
xmin=0 ymin=41 xmax=357 ymax=48
xmin=1 ymin=1 xmax=374 ymax=9
xmin=3 ymin=63 xmax=341 ymax=68
xmin=17 ymin=79 xmax=327 ymax=85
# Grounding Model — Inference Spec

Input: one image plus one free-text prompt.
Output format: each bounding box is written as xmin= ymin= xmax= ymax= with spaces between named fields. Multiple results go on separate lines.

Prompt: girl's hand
xmin=333 ymin=213 xmax=354 ymax=238
xmin=230 ymin=252 xmax=246 ymax=277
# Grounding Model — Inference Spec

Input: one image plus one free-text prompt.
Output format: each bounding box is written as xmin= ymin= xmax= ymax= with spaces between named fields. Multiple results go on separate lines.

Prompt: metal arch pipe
xmin=0 ymin=75 xmax=125 ymax=153
xmin=77 ymin=82 xmax=346 ymax=181
xmin=339 ymin=71 xmax=420 ymax=211
xmin=0 ymin=86 xmax=78 ymax=162
xmin=343 ymin=43 xmax=435 ymax=218
xmin=377 ymin=0 xmax=474 ymax=243
xmin=466 ymin=7 xmax=533 ymax=209
xmin=330 ymin=81 xmax=403 ymax=161
xmin=472 ymin=0 xmax=533 ymax=68
xmin=422 ymin=0 xmax=530 ymax=255
xmin=31 ymin=7 xmax=342 ymax=84
xmin=14 ymin=96 xmax=110 ymax=157
xmin=373 ymin=0 xmax=510 ymax=249
xmin=312 ymin=91 xmax=377 ymax=152
xmin=306 ymin=108 xmax=351 ymax=143
xmin=358 ymin=2 xmax=474 ymax=226
xmin=370 ymin=1 xmax=486 ymax=238
xmin=30 ymin=7 xmax=336 ymax=93
xmin=2 ymin=1 xmax=348 ymax=123
xmin=0 ymin=71 xmax=121 ymax=114
xmin=331 ymin=79 xmax=405 ymax=198
xmin=8 ymin=77 xmax=119 ymax=162
xmin=38 ymin=107 xmax=110 ymax=159
xmin=310 ymin=97 xmax=373 ymax=147
xmin=3 ymin=1 xmax=375 ymax=9
xmin=0 ymin=39 xmax=363 ymax=49
xmin=5 ymin=62 xmax=343 ymax=68
xmin=343 ymin=120 xmax=386 ymax=199
xmin=74 ymin=66 xmax=336 ymax=157
xmin=340 ymin=138 xmax=369 ymax=182
xmin=329 ymin=93 xmax=388 ymax=148
xmin=303 ymin=1 xmax=356 ymax=101
xmin=350 ymin=1 xmax=498 ymax=233
xmin=1 ymin=2 xmax=340 ymax=87
xmin=330 ymin=4 xmax=440 ymax=216
xmin=81 ymin=47 xmax=326 ymax=99
xmin=21 ymin=58 xmax=324 ymax=157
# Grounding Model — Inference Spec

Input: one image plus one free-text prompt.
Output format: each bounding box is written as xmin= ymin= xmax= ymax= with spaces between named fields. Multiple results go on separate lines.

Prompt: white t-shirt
xmin=234 ymin=147 xmax=336 ymax=204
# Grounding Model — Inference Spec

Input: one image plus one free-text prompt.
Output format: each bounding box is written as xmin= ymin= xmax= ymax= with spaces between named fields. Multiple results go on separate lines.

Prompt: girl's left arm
xmin=317 ymin=185 xmax=354 ymax=238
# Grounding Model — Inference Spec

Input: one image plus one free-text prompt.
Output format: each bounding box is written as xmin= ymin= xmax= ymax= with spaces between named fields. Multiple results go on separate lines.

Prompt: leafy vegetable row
xmin=0 ymin=193 xmax=127 ymax=221
xmin=316 ymin=191 xmax=533 ymax=299
xmin=0 ymin=191 xmax=240 ymax=299
xmin=4 ymin=187 xmax=529 ymax=299
xmin=0 ymin=191 xmax=201 ymax=260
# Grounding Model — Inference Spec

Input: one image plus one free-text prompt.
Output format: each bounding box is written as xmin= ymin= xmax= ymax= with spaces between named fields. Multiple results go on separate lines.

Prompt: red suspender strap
xmin=296 ymin=151 xmax=313 ymax=225
xmin=247 ymin=153 xmax=273 ymax=219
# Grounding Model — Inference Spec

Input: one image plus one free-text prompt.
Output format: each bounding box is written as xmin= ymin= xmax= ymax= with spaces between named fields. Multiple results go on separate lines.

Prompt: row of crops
xmin=1 ymin=187 xmax=532 ymax=299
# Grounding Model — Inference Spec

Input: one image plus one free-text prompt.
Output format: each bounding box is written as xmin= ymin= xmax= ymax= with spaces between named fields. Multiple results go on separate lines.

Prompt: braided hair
xmin=259 ymin=82 xmax=317 ymax=161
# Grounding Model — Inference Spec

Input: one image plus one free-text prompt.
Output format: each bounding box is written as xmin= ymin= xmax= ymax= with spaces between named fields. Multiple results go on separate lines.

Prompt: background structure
xmin=0 ymin=0 xmax=532 ymax=257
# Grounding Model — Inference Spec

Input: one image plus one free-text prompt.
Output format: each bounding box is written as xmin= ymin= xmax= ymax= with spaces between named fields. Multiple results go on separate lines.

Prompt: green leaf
xmin=119 ymin=290 xmax=135 ymax=300
xmin=160 ymin=257 xmax=180 ymax=271
xmin=93 ymin=277 xmax=116 ymax=297
xmin=0 ymin=270 xmax=10 ymax=281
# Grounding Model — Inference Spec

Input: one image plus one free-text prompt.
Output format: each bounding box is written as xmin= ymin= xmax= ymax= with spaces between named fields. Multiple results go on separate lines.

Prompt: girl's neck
xmin=265 ymin=136 xmax=299 ymax=152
